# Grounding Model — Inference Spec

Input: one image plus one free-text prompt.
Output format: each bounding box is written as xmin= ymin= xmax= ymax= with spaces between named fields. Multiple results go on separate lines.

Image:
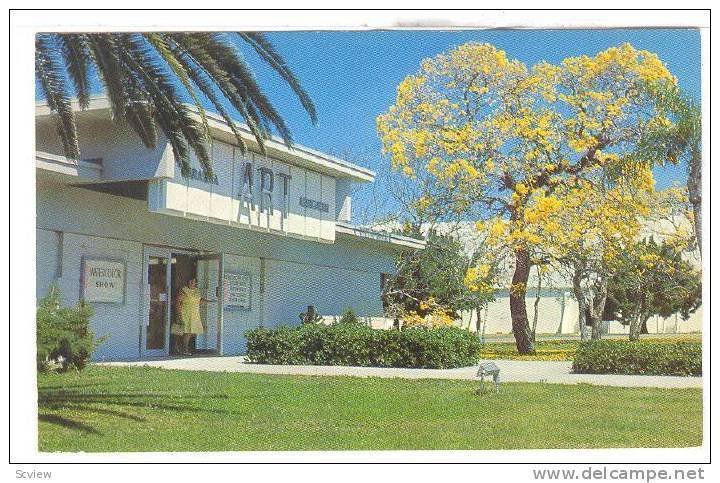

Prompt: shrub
xmin=37 ymin=285 xmax=100 ymax=373
xmin=572 ymin=339 xmax=701 ymax=377
xmin=299 ymin=305 xmax=323 ymax=324
xmin=245 ymin=324 xmax=481 ymax=369
xmin=338 ymin=308 xmax=361 ymax=325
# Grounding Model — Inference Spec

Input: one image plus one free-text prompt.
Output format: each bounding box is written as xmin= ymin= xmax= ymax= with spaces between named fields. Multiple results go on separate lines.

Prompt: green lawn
xmin=480 ymin=334 xmax=703 ymax=361
xmin=37 ymin=366 xmax=702 ymax=452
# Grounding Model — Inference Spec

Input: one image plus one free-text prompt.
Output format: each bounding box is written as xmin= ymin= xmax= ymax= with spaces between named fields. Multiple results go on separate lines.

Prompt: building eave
xmin=36 ymin=97 xmax=376 ymax=183
xmin=335 ymin=222 xmax=426 ymax=250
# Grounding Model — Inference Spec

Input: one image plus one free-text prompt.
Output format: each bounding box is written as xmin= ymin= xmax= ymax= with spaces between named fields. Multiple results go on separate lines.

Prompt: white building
xmin=36 ymin=98 xmax=424 ymax=361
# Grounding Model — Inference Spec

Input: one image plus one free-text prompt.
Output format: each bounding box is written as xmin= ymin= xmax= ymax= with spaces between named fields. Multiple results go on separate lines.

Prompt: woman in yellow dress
xmin=171 ymin=278 xmax=206 ymax=356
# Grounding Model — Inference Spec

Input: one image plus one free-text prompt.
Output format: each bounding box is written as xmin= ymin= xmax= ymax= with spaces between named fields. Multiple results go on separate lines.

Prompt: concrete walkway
xmin=101 ymin=356 xmax=702 ymax=389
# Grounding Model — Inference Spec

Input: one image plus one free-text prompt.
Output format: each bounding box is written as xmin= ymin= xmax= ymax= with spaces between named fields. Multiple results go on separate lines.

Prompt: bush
xmin=37 ymin=285 xmax=100 ymax=373
xmin=299 ymin=305 xmax=323 ymax=324
xmin=572 ymin=339 xmax=701 ymax=377
xmin=245 ymin=324 xmax=481 ymax=369
xmin=338 ymin=308 xmax=361 ymax=325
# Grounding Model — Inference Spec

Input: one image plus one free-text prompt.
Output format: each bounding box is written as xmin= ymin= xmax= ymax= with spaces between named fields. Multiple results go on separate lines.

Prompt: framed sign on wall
xmin=223 ymin=271 xmax=252 ymax=310
xmin=81 ymin=258 xmax=126 ymax=304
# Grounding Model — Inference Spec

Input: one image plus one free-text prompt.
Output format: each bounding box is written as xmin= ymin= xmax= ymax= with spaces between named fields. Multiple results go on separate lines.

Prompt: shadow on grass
xmin=38 ymin=414 xmax=102 ymax=435
xmin=37 ymin=387 xmax=240 ymax=436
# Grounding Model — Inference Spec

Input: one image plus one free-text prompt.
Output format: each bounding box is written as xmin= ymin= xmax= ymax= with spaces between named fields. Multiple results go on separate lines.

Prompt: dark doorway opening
xmin=170 ymin=253 xmax=198 ymax=355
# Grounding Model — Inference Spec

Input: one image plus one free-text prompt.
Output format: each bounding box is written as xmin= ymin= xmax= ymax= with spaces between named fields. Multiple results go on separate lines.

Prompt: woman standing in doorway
xmin=171 ymin=278 xmax=207 ymax=356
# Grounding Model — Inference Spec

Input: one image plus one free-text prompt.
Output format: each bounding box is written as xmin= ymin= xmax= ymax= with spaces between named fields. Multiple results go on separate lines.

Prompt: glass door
xmin=142 ymin=247 xmax=171 ymax=358
xmin=195 ymin=253 xmax=224 ymax=355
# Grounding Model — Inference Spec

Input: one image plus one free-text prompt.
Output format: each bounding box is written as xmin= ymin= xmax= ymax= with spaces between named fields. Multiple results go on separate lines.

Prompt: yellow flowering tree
xmin=528 ymin=165 xmax=656 ymax=340
xmin=378 ymin=42 xmax=676 ymax=353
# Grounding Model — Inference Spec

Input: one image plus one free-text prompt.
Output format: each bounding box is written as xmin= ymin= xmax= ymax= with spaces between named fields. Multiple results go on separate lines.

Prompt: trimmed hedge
xmin=572 ymin=340 xmax=702 ymax=377
xmin=245 ymin=324 xmax=481 ymax=369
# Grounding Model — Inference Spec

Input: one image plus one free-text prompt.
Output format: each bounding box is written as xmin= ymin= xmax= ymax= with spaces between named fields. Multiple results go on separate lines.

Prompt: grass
xmin=38 ymin=365 xmax=702 ymax=452
xmin=480 ymin=334 xmax=702 ymax=361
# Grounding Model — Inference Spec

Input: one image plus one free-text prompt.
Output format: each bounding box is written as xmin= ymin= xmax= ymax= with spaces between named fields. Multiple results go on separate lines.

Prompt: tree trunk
xmin=572 ymin=268 xmax=589 ymax=341
xmin=688 ymin=151 xmax=702 ymax=255
xmin=630 ymin=315 xmax=643 ymax=341
xmin=509 ymin=248 xmax=535 ymax=353
xmin=629 ymin=308 xmax=650 ymax=341
xmin=556 ymin=291 xmax=566 ymax=335
xmin=476 ymin=304 xmax=486 ymax=343
xmin=531 ymin=266 xmax=541 ymax=343
xmin=589 ymin=279 xmax=608 ymax=340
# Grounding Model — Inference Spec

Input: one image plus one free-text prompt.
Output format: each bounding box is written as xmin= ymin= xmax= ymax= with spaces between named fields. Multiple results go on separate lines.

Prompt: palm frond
xmin=120 ymin=71 xmax=158 ymax=148
xmin=166 ymin=33 xmax=257 ymax=153
xmin=116 ymin=33 xmax=210 ymax=176
xmin=169 ymin=33 xmax=273 ymax=150
xmin=144 ymin=32 xmax=211 ymax=143
xmin=37 ymin=31 xmax=315 ymax=172
xmin=236 ymin=32 xmax=317 ymax=124
xmin=204 ymin=33 xmax=293 ymax=145
xmin=58 ymin=34 xmax=92 ymax=109
xmin=36 ymin=34 xmax=79 ymax=160
xmin=85 ymin=34 xmax=131 ymax=124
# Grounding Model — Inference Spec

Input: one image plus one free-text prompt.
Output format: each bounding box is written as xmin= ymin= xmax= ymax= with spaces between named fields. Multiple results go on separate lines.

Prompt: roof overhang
xmin=36 ymin=97 xmax=376 ymax=183
xmin=36 ymin=150 xmax=102 ymax=180
xmin=335 ymin=222 xmax=426 ymax=250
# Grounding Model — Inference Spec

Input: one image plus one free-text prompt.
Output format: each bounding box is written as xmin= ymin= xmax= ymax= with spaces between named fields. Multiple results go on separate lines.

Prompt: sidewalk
xmin=101 ymin=356 xmax=702 ymax=389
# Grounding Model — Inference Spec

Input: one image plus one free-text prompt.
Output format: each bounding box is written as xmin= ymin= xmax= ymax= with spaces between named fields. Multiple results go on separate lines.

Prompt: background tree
xmin=525 ymin=165 xmax=656 ymax=339
xmin=605 ymin=238 xmax=701 ymax=340
xmin=382 ymin=228 xmax=488 ymax=328
xmin=36 ymin=32 xmax=316 ymax=176
xmin=378 ymin=42 xmax=676 ymax=353
xmin=634 ymin=85 xmax=702 ymax=253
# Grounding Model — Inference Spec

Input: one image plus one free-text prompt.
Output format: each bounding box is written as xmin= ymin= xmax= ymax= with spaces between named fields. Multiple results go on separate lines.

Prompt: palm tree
xmin=35 ymin=32 xmax=316 ymax=177
xmin=634 ymin=83 xmax=702 ymax=254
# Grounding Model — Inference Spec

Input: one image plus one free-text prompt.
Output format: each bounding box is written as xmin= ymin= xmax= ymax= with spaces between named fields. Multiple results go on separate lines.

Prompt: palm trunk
xmin=509 ymin=247 xmax=535 ymax=353
xmin=688 ymin=151 xmax=701 ymax=255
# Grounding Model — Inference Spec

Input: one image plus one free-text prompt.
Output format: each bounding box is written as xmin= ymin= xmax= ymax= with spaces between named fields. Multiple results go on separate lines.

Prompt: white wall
xmin=462 ymin=292 xmax=701 ymax=336
xmin=263 ymin=259 xmax=385 ymax=329
xmin=36 ymin=229 xmax=60 ymax=300
xmin=221 ymin=254 xmax=263 ymax=355
xmin=36 ymin=116 xmax=173 ymax=180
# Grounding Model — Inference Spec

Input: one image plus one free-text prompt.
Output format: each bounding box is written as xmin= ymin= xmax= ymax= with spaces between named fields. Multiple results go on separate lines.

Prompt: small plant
xmin=299 ymin=305 xmax=323 ymax=324
xmin=37 ymin=284 xmax=101 ymax=373
xmin=338 ymin=308 xmax=361 ymax=325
